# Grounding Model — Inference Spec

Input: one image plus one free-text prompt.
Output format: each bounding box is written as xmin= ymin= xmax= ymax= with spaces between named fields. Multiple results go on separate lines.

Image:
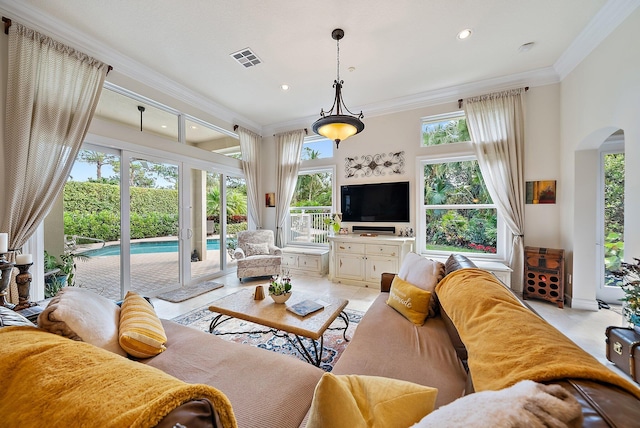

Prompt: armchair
xmin=234 ymin=230 xmax=282 ymax=281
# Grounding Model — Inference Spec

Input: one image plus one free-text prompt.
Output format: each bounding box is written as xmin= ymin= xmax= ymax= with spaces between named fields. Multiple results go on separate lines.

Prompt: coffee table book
xmin=287 ymin=299 xmax=324 ymax=317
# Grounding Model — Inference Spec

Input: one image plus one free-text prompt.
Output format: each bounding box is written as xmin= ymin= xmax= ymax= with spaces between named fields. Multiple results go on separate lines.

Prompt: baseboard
xmin=567 ymin=295 xmax=599 ymax=311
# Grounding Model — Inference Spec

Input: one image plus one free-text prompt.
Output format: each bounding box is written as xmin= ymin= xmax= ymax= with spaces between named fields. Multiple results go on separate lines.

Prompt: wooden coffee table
xmin=208 ymin=288 xmax=349 ymax=366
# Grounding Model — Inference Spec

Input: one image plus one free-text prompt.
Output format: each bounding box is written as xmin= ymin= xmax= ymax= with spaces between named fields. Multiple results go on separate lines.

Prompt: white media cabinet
xmin=328 ymin=234 xmax=415 ymax=288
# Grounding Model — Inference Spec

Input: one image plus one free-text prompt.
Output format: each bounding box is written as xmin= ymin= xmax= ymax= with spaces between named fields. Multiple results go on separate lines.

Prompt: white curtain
xmin=464 ymin=88 xmax=526 ymax=290
xmin=237 ymin=126 xmax=262 ymax=229
xmin=1 ymin=22 xmax=108 ymax=251
xmin=274 ymin=130 xmax=305 ymax=247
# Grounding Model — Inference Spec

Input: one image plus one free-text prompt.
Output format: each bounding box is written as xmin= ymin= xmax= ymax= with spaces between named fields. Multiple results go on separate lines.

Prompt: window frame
xmin=286 ymin=165 xmax=336 ymax=247
xmin=416 ymin=140 xmax=506 ymax=262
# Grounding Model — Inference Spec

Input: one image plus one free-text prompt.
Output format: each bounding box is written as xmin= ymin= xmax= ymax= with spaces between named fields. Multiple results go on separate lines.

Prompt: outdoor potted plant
xmin=612 ymin=257 xmax=640 ymax=333
xmin=269 ymin=271 xmax=292 ymax=303
xmin=44 ymin=250 xmax=89 ymax=298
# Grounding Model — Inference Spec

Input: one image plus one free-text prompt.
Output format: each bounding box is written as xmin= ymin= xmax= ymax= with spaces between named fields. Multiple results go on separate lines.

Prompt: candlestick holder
xmin=14 ymin=263 xmax=36 ymax=311
xmin=0 ymin=253 xmax=16 ymax=309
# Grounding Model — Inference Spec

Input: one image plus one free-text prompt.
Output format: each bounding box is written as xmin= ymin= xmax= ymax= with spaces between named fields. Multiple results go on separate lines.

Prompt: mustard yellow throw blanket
xmin=436 ymin=268 xmax=640 ymax=399
xmin=0 ymin=326 xmax=237 ymax=428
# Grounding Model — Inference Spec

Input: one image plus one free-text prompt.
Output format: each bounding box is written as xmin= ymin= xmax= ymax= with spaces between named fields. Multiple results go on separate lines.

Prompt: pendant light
xmin=312 ymin=29 xmax=364 ymax=149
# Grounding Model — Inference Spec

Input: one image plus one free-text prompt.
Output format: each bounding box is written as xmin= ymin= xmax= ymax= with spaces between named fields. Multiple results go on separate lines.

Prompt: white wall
xmin=560 ymin=8 xmax=640 ymax=310
xmin=260 ymin=86 xmax=563 ymax=284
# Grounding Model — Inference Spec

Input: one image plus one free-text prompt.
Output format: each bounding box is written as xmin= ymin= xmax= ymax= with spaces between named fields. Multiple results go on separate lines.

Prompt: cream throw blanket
xmin=435 ymin=268 xmax=640 ymax=399
xmin=0 ymin=326 xmax=237 ymax=428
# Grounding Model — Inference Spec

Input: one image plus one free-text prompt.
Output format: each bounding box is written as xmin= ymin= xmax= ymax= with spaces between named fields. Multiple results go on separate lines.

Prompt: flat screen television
xmin=341 ymin=181 xmax=410 ymax=222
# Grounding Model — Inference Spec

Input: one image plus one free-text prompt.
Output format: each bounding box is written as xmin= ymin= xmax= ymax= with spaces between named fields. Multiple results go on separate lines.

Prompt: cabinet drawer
xmin=298 ymin=255 xmax=320 ymax=271
xmin=336 ymin=242 xmax=365 ymax=254
xmin=366 ymin=244 xmax=397 ymax=257
xmin=282 ymin=254 xmax=297 ymax=267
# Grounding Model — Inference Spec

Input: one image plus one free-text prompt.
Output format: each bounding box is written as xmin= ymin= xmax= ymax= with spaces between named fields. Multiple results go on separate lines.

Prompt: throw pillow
xmin=386 ymin=276 xmax=432 ymax=325
xmin=411 ymin=380 xmax=582 ymax=428
xmin=244 ymin=242 xmax=270 ymax=257
xmin=307 ymin=373 xmax=438 ymax=428
xmin=37 ymin=286 xmax=126 ymax=356
xmin=398 ymin=253 xmax=445 ymax=318
xmin=0 ymin=306 xmax=35 ymax=327
xmin=119 ymin=291 xmax=167 ymax=358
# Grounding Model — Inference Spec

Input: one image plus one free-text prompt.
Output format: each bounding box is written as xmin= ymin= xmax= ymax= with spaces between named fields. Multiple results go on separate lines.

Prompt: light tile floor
xmin=151 ymin=272 xmax=634 ymax=383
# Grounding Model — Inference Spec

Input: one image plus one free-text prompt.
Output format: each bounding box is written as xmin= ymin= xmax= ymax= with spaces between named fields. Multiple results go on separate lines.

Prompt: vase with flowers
xmin=269 ymin=271 xmax=292 ymax=303
xmin=612 ymin=257 xmax=640 ymax=333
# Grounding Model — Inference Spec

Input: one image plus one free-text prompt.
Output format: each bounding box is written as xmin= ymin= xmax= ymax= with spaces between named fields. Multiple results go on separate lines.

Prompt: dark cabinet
xmin=523 ymin=246 xmax=565 ymax=308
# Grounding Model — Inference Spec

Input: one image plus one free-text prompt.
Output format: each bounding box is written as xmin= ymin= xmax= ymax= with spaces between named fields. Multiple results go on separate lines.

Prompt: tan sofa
xmin=3 ymin=253 xmax=640 ymax=427
xmin=332 ymin=254 xmax=640 ymax=426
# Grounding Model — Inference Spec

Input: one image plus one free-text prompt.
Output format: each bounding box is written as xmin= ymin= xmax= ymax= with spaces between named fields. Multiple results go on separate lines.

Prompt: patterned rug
xmin=172 ymin=305 xmax=363 ymax=372
xmin=156 ymin=281 xmax=224 ymax=303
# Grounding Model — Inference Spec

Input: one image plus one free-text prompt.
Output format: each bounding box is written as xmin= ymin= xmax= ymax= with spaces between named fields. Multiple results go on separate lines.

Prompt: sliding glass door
xmin=127 ymin=156 xmax=180 ymax=296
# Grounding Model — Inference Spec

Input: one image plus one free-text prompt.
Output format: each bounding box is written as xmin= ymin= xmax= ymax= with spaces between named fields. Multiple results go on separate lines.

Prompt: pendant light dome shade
xmin=312 ymin=29 xmax=364 ymax=149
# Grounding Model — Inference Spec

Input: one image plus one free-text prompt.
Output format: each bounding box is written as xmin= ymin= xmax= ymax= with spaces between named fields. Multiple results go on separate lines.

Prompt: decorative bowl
xmin=270 ymin=292 xmax=291 ymax=304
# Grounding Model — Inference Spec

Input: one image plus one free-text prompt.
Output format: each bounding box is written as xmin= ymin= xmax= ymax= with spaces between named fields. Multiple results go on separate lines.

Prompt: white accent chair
xmin=234 ymin=230 xmax=282 ymax=281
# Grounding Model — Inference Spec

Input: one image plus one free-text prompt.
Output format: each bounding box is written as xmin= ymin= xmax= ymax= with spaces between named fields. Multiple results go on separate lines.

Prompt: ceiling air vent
xmin=230 ymin=48 xmax=262 ymax=68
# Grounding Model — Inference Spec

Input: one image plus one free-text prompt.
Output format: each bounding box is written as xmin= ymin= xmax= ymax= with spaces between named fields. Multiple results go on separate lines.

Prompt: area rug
xmin=172 ymin=305 xmax=363 ymax=372
xmin=156 ymin=281 xmax=224 ymax=303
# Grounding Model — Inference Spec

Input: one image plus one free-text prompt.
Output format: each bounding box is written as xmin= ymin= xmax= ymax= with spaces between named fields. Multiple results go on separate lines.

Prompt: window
xmin=421 ymin=111 xmax=469 ymax=146
xmin=287 ymin=167 xmax=335 ymax=246
xmin=300 ymin=137 xmax=333 ymax=160
xmin=418 ymin=112 xmax=502 ymax=258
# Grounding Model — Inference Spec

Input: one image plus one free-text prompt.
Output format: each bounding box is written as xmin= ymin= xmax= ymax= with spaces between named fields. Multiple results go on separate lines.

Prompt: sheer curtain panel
xmin=274 ymin=130 xmax=305 ymax=247
xmin=464 ymin=88 xmax=526 ymax=290
xmin=237 ymin=126 xmax=262 ymax=229
xmin=2 ymin=22 xmax=108 ymax=250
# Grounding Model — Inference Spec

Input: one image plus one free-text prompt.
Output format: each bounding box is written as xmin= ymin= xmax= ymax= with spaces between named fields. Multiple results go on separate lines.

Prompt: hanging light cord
xmin=336 ymin=36 xmax=341 ymax=83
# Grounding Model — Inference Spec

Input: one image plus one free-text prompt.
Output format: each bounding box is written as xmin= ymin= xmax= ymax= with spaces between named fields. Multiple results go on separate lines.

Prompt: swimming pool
xmin=82 ymin=239 xmax=221 ymax=257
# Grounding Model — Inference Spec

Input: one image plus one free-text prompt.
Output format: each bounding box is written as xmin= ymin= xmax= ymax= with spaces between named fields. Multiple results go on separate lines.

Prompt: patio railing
xmin=288 ymin=207 xmax=333 ymax=245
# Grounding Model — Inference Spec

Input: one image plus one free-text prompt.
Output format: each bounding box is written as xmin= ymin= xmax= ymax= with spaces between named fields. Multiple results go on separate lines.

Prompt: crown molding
xmin=2 ymin=0 xmax=636 ymax=138
xmin=554 ymin=0 xmax=640 ymax=80
xmin=263 ymin=66 xmax=560 ymax=136
xmin=0 ymin=0 xmax=260 ymax=132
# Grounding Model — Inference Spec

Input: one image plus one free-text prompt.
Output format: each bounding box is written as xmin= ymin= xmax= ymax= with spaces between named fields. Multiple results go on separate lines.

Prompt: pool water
xmin=83 ymin=239 xmax=220 ymax=257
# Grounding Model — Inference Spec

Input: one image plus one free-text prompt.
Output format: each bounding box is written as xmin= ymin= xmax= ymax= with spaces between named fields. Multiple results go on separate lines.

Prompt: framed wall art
xmin=265 ymin=192 xmax=275 ymax=207
xmin=526 ymin=180 xmax=556 ymax=204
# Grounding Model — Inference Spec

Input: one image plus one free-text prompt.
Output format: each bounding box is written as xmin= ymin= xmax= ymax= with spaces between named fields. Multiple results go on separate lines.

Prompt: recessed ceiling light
xmin=281 ymin=84 xmax=290 ymax=91
xmin=457 ymin=29 xmax=472 ymax=40
xmin=160 ymin=125 xmax=167 ymax=129
xmin=190 ymin=125 xmax=198 ymax=130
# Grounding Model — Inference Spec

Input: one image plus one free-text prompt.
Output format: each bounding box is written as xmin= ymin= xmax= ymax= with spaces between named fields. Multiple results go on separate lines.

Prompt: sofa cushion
xmin=307 ymin=373 xmax=437 ymax=428
xmin=386 ymin=276 xmax=431 ymax=325
xmin=398 ymin=253 xmax=445 ymax=318
xmin=146 ymin=320 xmax=324 ymax=428
xmin=0 ymin=306 xmax=35 ymax=327
xmin=244 ymin=242 xmax=270 ymax=256
xmin=411 ymin=380 xmax=582 ymax=428
xmin=37 ymin=286 xmax=126 ymax=356
xmin=119 ymin=291 xmax=167 ymax=358
xmin=0 ymin=326 xmax=236 ymax=428
xmin=332 ymin=294 xmax=468 ymax=408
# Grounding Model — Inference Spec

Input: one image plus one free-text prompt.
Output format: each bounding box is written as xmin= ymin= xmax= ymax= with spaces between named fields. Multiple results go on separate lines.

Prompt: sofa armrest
xmin=380 ymin=273 xmax=396 ymax=293
xmin=234 ymin=248 xmax=245 ymax=260
xmin=270 ymin=246 xmax=282 ymax=256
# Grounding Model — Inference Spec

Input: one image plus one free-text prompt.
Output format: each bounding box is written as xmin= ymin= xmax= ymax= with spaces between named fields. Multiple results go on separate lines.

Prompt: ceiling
xmin=0 ymin=0 xmax=634 ymax=134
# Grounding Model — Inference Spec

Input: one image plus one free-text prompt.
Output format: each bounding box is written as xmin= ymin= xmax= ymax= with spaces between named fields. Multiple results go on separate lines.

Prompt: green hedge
xmin=63 ymin=182 xmax=244 ymax=242
xmin=64 ymin=181 xmax=179 ymax=241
